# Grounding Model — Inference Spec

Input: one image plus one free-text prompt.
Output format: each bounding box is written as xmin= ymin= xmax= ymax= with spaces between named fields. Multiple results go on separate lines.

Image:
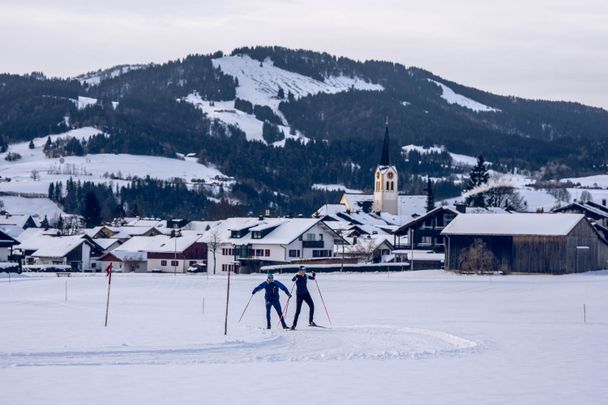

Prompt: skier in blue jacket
xmin=290 ymin=265 xmax=317 ymax=329
xmin=252 ymin=273 xmax=291 ymax=329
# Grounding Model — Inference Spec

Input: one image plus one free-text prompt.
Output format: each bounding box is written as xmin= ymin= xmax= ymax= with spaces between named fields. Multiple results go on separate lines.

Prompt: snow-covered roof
xmin=103 ymin=250 xmax=146 ymax=262
xmin=117 ymin=226 xmax=159 ymax=236
xmin=16 ymin=228 xmax=61 ymax=251
xmin=31 ymin=235 xmax=89 ymax=258
xmin=441 ymin=213 xmax=585 ymax=236
xmin=232 ymin=218 xmax=328 ymax=245
xmin=0 ymin=229 xmax=19 ymax=245
xmin=92 ymin=238 xmax=122 ymax=250
xmin=340 ymin=193 xmax=427 ymax=225
xmin=113 ymin=234 xmax=204 ymax=254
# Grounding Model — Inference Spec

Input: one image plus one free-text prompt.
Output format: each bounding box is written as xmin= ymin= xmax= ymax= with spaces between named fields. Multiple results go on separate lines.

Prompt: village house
xmin=18 ymin=231 xmax=95 ymax=271
xmin=207 ymin=217 xmax=345 ymax=274
xmin=97 ymin=233 xmax=207 ymax=273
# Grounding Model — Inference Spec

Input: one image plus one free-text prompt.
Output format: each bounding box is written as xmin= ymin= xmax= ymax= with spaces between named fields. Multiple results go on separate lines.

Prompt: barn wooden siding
xmin=445 ymin=218 xmax=608 ymax=274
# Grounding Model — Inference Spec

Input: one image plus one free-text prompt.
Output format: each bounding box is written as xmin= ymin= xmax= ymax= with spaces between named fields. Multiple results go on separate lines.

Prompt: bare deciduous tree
xmin=206 ymin=226 xmax=223 ymax=275
xmin=458 ymin=238 xmax=497 ymax=274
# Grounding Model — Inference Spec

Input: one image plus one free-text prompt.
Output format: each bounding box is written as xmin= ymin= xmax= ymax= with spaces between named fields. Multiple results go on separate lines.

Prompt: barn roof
xmin=441 ymin=213 xmax=585 ymax=236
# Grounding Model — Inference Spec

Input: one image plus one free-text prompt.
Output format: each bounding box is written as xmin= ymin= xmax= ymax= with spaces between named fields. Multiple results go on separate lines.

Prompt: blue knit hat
xmin=299 ymin=265 xmax=306 ymax=272
xmin=266 ymin=273 xmax=274 ymax=279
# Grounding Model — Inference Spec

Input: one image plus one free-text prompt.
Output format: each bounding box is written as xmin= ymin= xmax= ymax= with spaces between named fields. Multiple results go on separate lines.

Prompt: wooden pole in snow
xmin=224 ymin=266 xmax=231 ymax=335
xmin=583 ymin=304 xmax=587 ymax=323
xmin=104 ymin=263 xmax=112 ymax=327
xmin=65 ymin=279 xmax=68 ymax=302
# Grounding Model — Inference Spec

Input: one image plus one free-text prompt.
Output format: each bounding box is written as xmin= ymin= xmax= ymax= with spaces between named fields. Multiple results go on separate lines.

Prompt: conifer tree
xmin=44 ymin=136 xmax=52 ymax=151
xmin=28 ymin=140 xmax=35 ymax=149
xmin=40 ymin=215 xmax=50 ymax=230
xmin=464 ymin=155 xmax=489 ymax=207
xmin=425 ymin=178 xmax=435 ymax=212
xmin=83 ymin=191 xmax=102 ymax=227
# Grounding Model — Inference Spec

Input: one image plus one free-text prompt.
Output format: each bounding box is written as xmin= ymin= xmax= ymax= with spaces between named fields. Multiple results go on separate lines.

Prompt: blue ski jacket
xmin=252 ymin=280 xmax=290 ymax=302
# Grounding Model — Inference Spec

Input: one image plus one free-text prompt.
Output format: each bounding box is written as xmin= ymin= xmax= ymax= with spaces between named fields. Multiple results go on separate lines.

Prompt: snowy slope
xmin=402 ymin=144 xmax=480 ymax=167
xmin=1 ymin=271 xmax=607 ymax=404
xmin=182 ymin=93 xmax=307 ymax=145
xmin=0 ymin=196 xmax=67 ymax=219
xmin=213 ymin=55 xmax=383 ymax=111
xmin=561 ymin=174 xmax=608 ymax=188
xmin=0 ymin=127 xmax=232 ymax=194
xmin=182 ymin=55 xmax=384 ymax=145
xmin=75 ymin=64 xmax=147 ymax=86
xmin=312 ymin=183 xmax=363 ymax=193
xmin=428 ymin=79 xmax=499 ymax=112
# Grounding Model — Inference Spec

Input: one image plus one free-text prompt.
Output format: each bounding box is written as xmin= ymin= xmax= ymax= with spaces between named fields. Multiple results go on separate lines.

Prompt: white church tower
xmin=373 ymin=120 xmax=399 ymax=214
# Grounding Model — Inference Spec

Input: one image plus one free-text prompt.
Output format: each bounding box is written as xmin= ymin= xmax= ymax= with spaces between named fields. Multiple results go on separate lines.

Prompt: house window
xmin=189 ymin=261 xmax=196 ymax=266
xmin=91 ymin=263 xmax=97 ymax=268
xmin=252 ymin=231 xmax=262 ymax=239
xmin=161 ymin=260 xmax=167 ymax=266
xmin=289 ymin=249 xmax=300 ymax=258
xmin=171 ymin=260 xmax=178 ymax=266
xmin=255 ymin=249 xmax=263 ymax=257
xmin=265 ymin=249 xmax=270 ymax=257
xmin=305 ymin=233 xmax=316 ymax=241
xmin=312 ymin=250 xmax=332 ymax=258
xmin=421 ymin=236 xmax=433 ymax=245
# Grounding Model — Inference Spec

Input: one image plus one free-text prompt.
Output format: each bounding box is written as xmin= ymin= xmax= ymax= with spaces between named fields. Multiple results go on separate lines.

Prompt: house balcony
xmin=302 ymin=240 xmax=324 ymax=248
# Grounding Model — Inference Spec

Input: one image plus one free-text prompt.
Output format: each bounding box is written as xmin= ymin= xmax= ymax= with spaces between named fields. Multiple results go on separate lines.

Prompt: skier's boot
xmin=290 ymin=325 xmax=296 ymax=330
xmin=309 ymin=321 xmax=317 ymax=327
xmin=282 ymin=323 xmax=289 ymax=330
xmin=267 ymin=323 xmax=271 ymax=330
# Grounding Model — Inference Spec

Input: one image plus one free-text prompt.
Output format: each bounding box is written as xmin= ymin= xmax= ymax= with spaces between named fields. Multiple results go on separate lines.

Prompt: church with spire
xmin=373 ymin=119 xmax=399 ymax=215
xmin=334 ymin=119 xmax=427 ymax=226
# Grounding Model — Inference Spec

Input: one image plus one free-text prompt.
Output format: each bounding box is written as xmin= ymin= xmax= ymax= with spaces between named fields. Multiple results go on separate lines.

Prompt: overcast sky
xmin=1 ymin=0 xmax=607 ymax=108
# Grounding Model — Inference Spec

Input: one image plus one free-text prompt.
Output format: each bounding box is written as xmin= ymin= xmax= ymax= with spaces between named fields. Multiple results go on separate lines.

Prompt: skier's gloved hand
xmin=288 ymin=294 xmax=292 ymax=298
xmin=312 ymin=272 xmax=316 ymax=277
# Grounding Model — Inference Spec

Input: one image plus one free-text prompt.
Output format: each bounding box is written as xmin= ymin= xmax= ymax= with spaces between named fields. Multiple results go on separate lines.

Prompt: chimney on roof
xmin=455 ymin=202 xmax=467 ymax=214
xmin=258 ymin=215 xmax=264 ymax=221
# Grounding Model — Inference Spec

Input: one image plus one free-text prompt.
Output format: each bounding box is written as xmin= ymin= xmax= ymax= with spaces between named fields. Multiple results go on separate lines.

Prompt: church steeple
xmin=380 ymin=117 xmax=390 ymax=166
xmin=373 ymin=117 xmax=399 ymax=215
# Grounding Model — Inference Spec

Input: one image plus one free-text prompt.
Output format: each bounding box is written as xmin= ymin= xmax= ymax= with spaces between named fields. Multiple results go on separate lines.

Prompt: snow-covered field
xmin=0 ymin=127 xmax=231 ymax=194
xmin=1 ymin=271 xmax=606 ymax=404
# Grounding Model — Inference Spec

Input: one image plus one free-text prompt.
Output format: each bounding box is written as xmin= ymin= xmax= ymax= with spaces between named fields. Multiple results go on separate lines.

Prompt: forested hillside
xmin=1 ymin=46 xmax=607 ymax=220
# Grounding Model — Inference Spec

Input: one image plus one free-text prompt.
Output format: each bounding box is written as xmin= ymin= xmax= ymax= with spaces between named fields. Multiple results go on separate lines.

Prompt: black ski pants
xmin=292 ymin=292 xmax=314 ymax=327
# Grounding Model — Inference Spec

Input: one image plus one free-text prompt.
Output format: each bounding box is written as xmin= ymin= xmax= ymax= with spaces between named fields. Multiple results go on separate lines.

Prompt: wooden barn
xmin=441 ymin=213 xmax=608 ymax=274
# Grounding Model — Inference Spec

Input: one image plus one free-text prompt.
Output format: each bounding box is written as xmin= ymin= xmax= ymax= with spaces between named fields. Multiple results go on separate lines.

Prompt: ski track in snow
xmin=0 ymin=326 xmax=478 ymax=368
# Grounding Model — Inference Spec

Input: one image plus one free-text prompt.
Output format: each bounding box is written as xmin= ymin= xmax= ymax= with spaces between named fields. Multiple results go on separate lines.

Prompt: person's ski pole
xmin=314 ymin=278 xmax=332 ymax=327
xmin=238 ymin=294 xmax=254 ymax=323
xmin=276 ymin=281 xmax=296 ymax=328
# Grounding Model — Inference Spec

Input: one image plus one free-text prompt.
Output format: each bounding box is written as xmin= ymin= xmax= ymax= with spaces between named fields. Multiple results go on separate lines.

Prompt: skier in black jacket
xmin=290 ymin=265 xmax=317 ymax=329
xmin=252 ymin=273 xmax=291 ymax=329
